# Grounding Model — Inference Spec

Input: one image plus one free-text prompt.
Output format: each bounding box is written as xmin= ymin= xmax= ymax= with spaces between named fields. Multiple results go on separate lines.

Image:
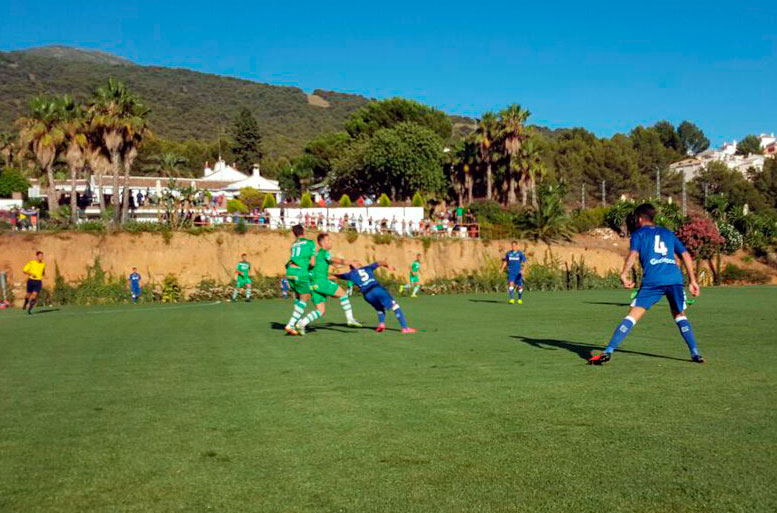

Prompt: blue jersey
xmin=504 ymin=250 xmax=526 ymax=274
xmin=336 ymin=263 xmax=380 ymax=293
xmin=129 ymin=272 xmax=141 ymax=289
xmin=630 ymin=226 xmax=687 ymax=287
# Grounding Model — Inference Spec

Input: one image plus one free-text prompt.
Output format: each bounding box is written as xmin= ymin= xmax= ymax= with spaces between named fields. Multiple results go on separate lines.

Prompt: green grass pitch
xmin=1 ymin=287 xmax=776 ymax=512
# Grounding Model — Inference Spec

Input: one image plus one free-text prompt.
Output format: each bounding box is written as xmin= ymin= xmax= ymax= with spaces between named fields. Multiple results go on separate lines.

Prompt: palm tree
xmin=145 ymin=152 xmax=188 ymax=177
xmin=16 ymin=97 xmax=65 ymax=214
xmin=85 ymin=141 xmax=110 ymax=214
xmin=59 ymin=96 xmax=88 ymax=224
xmin=518 ymin=139 xmax=544 ymax=207
xmin=88 ymin=79 xmax=151 ymax=223
xmin=497 ymin=105 xmax=531 ymax=205
xmin=473 ymin=112 xmax=498 ymax=200
xmin=0 ymin=131 xmax=15 ymax=168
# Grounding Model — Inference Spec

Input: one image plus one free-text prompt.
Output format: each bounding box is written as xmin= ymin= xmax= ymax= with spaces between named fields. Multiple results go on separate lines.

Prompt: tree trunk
xmin=46 ymin=163 xmax=58 ymax=214
xmin=520 ymin=179 xmax=528 ymax=206
xmin=69 ymin=164 xmax=78 ymax=224
xmin=111 ymin=150 xmax=121 ymax=223
xmin=121 ymin=161 xmax=131 ymax=223
xmin=531 ymin=179 xmax=538 ymax=208
xmin=486 ymin=163 xmax=492 ymax=200
xmin=97 ymin=172 xmax=105 ymax=213
xmin=466 ymin=172 xmax=473 ymax=204
xmin=507 ymin=174 xmax=517 ymax=205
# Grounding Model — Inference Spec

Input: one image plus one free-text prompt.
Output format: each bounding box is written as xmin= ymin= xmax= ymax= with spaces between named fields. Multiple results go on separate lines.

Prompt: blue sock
xmin=377 ymin=311 xmax=386 ymax=324
xmin=508 ymin=286 xmax=515 ymax=300
xmin=675 ymin=316 xmax=699 ymax=356
xmin=517 ymin=287 xmax=523 ymax=299
xmin=393 ymin=306 xmax=408 ymax=329
xmin=605 ymin=316 xmax=636 ymax=353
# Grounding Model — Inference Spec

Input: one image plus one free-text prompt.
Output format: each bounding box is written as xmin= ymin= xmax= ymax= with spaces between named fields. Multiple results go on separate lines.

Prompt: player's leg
xmin=376 ymin=287 xmax=413 ymax=333
xmin=245 ymin=283 xmax=252 ymax=302
xmin=23 ymin=284 xmax=31 ymax=310
xmin=332 ymin=283 xmax=360 ymax=327
xmin=516 ymin=274 xmax=524 ymax=304
xmin=284 ymin=270 xmax=310 ymax=335
xmin=410 ymin=277 xmax=420 ymax=297
xmin=27 ymin=280 xmax=40 ymax=314
xmin=667 ymin=285 xmax=703 ymax=362
xmin=231 ymin=283 xmax=240 ymax=302
xmin=364 ymin=289 xmax=387 ymax=332
xmin=507 ymin=279 xmax=515 ymax=303
xmin=297 ymin=295 xmax=326 ymax=335
xmin=589 ymin=286 xmax=658 ymax=364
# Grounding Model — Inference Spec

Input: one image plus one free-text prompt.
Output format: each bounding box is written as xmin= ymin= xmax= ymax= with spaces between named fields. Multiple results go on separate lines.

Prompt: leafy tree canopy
xmin=736 ymin=135 xmax=762 ymax=156
xmin=230 ymin=108 xmax=263 ymax=172
xmin=345 ymin=98 xmax=452 ymax=141
xmin=677 ymin=121 xmax=710 ymax=155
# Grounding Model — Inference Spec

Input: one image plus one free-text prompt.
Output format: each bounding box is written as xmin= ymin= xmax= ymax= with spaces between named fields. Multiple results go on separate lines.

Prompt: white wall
xmin=266 ymin=207 xmax=424 ymax=232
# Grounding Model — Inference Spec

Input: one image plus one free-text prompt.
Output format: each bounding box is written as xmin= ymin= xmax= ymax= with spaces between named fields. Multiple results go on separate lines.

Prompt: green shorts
xmin=286 ymin=267 xmax=311 ymax=295
xmin=311 ymin=278 xmax=340 ymax=305
xmin=236 ymin=276 xmax=252 ymax=289
xmin=409 ymin=275 xmax=419 ymax=284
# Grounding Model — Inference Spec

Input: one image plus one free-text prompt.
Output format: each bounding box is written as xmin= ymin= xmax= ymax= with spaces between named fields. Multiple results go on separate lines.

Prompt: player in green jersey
xmin=231 ymin=253 xmax=252 ymax=302
xmin=296 ymin=232 xmax=362 ymax=335
xmin=283 ymin=225 xmax=317 ymax=335
xmin=399 ymin=253 xmax=422 ymax=297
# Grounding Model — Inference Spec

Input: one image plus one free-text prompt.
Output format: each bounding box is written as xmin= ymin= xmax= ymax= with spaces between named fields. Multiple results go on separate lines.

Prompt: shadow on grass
xmin=510 ymin=335 xmax=688 ymax=362
xmin=468 ymin=299 xmax=505 ymax=304
xmin=32 ymin=308 xmax=60 ymax=315
xmin=269 ymin=321 xmax=354 ymax=334
xmin=584 ymin=301 xmax=630 ymax=307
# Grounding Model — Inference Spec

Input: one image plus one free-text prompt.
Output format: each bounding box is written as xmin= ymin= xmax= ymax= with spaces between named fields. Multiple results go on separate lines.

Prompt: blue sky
xmin=1 ymin=0 xmax=775 ymax=145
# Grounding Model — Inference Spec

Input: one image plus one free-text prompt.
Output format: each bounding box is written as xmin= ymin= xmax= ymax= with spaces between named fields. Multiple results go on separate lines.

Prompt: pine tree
xmin=231 ymin=108 xmax=263 ymax=172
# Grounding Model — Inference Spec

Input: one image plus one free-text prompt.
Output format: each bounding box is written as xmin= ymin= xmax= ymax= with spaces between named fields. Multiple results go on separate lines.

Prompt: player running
xmin=232 ymin=253 xmax=252 ymax=302
xmin=283 ymin=225 xmax=317 ymax=335
xmin=500 ymin=241 xmax=526 ymax=304
xmin=295 ymin=233 xmax=362 ymax=335
xmin=399 ymin=254 xmax=422 ymax=297
xmin=22 ymin=251 xmax=45 ymax=315
xmin=589 ymin=203 xmax=703 ymax=365
xmin=337 ymin=261 xmax=416 ymax=334
xmin=128 ymin=267 xmax=142 ymax=304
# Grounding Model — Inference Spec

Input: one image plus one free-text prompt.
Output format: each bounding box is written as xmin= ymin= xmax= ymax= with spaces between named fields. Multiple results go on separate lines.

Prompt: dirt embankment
xmin=1 ymin=230 xmax=774 ymax=293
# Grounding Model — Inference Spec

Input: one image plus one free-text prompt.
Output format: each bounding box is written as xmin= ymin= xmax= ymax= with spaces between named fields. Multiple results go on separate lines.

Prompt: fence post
xmin=581 ymin=183 xmax=586 ymax=209
xmin=681 ymin=173 xmax=687 ymax=216
xmin=601 ymin=180 xmax=606 ymax=207
xmin=656 ymin=167 xmax=661 ymax=200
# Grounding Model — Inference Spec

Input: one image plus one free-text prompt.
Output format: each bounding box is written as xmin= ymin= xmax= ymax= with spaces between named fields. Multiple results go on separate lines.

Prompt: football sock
xmin=508 ymin=286 xmax=515 ymax=300
xmin=299 ymin=310 xmax=322 ymax=328
xmin=377 ymin=311 xmax=386 ymax=324
xmin=604 ymin=316 xmax=636 ymax=354
xmin=675 ymin=316 xmax=699 ymax=356
xmin=245 ymin=289 xmax=251 ymax=300
xmin=411 ymin=286 xmax=420 ymax=296
xmin=28 ymin=298 xmax=37 ymax=313
xmin=287 ymin=300 xmax=307 ymax=327
xmin=340 ymin=296 xmax=355 ymax=322
xmin=232 ymin=289 xmax=239 ymax=301
xmin=23 ymin=298 xmax=29 ymax=309
xmin=518 ymin=287 xmax=523 ymax=300
xmin=392 ymin=304 xmax=408 ymax=329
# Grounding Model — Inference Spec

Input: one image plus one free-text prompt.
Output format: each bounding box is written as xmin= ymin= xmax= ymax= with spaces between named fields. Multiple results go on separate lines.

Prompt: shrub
xmin=372 ymin=233 xmax=394 ymax=244
xmin=676 ymin=217 xmax=725 ymax=259
xmin=605 ymin=200 xmax=636 ymax=236
xmin=50 ymin=259 xmax=129 ymax=305
xmin=654 ymin=201 xmax=684 ymax=232
xmin=160 ymin=274 xmax=182 ymax=303
xmin=300 ymin=192 xmax=313 ymax=208
xmin=262 ymin=194 xmax=277 ymax=209
xmin=570 ymin=207 xmax=608 ymax=233
xmin=469 ymin=199 xmax=504 ymax=223
xmin=234 ymin=219 xmax=248 ymax=234
xmin=76 ymin=220 xmax=107 ymax=233
xmin=716 ymin=222 xmax=744 ymax=255
xmin=345 ymin=230 xmax=359 ymax=243
xmin=378 ymin=193 xmax=392 ymax=207
xmin=0 ymin=168 xmax=29 ymax=197
xmin=188 ymin=278 xmax=229 ymax=302
xmin=227 ymin=199 xmax=248 ymax=214
xmin=238 ymin=187 xmax=264 ymax=210
xmin=339 ymin=194 xmax=352 ymax=207
xmin=412 ymin=192 xmax=424 ymax=207
xmin=515 ymin=184 xmax=573 ymax=243
xmin=721 ymin=264 xmax=770 ymax=284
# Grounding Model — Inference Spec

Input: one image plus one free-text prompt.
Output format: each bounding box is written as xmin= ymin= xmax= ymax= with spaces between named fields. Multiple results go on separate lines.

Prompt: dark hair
xmin=291 ymin=224 xmax=304 ymax=237
xmin=36 ymin=251 xmax=43 ymax=256
xmin=317 ymin=232 xmax=329 ymax=244
xmin=511 ymin=240 xmax=518 ymax=244
xmin=634 ymin=203 xmax=656 ymax=222
xmin=241 ymin=253 xmax=247 ymax=258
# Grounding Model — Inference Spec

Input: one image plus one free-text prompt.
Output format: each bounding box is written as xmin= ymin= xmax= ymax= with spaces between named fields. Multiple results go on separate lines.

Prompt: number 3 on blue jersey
xmin=654 ymin=235 xmax=668 ymax=256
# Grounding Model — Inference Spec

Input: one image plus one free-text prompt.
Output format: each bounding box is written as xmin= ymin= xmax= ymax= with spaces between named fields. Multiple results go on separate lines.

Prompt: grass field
xmin=1 ymin=287 xmax=776 ymax=513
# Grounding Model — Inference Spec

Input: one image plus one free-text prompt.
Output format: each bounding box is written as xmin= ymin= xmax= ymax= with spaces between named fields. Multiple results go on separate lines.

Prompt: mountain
xmin=0 ymin=47 xmax=371 ymax=158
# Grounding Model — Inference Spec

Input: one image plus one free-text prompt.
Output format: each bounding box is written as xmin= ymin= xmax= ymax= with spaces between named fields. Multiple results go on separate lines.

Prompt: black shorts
xmin=27 ymin=279 xmax=42 ymax=293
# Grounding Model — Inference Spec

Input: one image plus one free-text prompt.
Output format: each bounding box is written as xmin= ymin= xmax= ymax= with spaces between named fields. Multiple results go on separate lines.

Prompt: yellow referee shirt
xmin=23 ymin=260 xmax=46 ymax=281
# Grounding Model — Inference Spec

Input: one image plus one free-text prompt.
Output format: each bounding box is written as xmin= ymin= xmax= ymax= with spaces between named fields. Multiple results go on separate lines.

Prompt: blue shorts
xmin=508 ymin=271 xmax=523 ymax=286
xmin=363 ymin=285 xmax=396 ymax=312
xmin=631 ymin=284 xmax=686 ymax=312
xmin=131 ymin=286 xmax=141 ymax=296
xmin=26 ymin=279 xmax=42 ymax=293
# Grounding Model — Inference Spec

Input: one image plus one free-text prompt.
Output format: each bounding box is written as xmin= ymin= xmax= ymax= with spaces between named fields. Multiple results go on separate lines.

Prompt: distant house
xmin=670 ymin=138 xmax=769 ymax=180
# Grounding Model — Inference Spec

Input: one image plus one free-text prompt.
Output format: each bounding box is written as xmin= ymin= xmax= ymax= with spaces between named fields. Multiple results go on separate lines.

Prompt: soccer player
xmin=589 ymin=203 xmax=703 ymax=365
xmin=128 ymin=267 xmax=142 ymax=304
xmin=22 ymin=250 xmax=45 ymax=315
xmin=336 ymin=262 xmax=416 ymax=334
xmin=500 ymin=241 xmax=527 ymax=304
xmin=280 ymin=277 xmax=290 ymax=299
xmin=399 ymin=254 xmax=422 ymax=297
xmin=284 ymin=225 xmax=317 ymax=335
xmin=232 ymin=253 xmax=252 ymax=302
xmin=295 ymin=233 xmax=362 ymax=335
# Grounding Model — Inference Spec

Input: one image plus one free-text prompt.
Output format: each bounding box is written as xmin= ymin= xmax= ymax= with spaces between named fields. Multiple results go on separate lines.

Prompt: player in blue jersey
xmin=500 ymin=241 xmax=527 ymax=304
xmin=128 ymin=267 xmax=142 ymax=304
xmin=589 ymin=203 xmax=703 ymax=365
xmin=336 ymin=261 xmax=416 ymax=334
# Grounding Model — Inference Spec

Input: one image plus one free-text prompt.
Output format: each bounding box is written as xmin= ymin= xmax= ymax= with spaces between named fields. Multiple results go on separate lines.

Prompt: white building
xmin=670 ymin=138 xmax=769 ymax=181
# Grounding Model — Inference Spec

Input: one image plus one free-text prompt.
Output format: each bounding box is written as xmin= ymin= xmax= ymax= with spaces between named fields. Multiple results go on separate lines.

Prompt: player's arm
xmin=499 ymin=257 xmax=507 ymax=272
xmin=679 ymin=251 xmax=700 ymax=297
xmin=331 ymin=256 xmax=361 ymax=268
xmin=619 ymin=250 xmax=639 ymax=289
xmin=23 ymin=262 xmax=32 ymax=278
xmin=375 ymin=260 xmax=395 ymax=272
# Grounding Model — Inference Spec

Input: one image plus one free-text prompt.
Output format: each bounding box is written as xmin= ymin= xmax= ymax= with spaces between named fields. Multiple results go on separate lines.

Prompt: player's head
xmin=241 ymin=253 xmax=247 ymax=260
xmin=633 ymin=203 xmax=656 ymax=227
xmin=291 ymin=224 xmax=304 ymax=238
xmin=36 ymin=251 xmax=43 ymax=261
xmin=511 ymin=240 xmax=518 ymax=251
xmin=318 ymin=232 xmax=332 ymax=250
xmin=132 ymin=266 xmax=137 ymax=272
xmin=416 ymin=253 xmax=421 ymax=261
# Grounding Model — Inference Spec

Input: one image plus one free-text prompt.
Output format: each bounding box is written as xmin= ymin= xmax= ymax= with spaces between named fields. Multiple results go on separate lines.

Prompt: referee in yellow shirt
xmin=22 ymin=251 xmax=46 ymax=314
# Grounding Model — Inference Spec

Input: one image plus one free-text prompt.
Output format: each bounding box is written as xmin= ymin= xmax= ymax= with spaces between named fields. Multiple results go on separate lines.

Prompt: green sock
xmin=340 ymin=296 xmax=354 ymax=321
xmin=287 ymin=300 xmax=307 ymax=327
xmin=299 ymin=310 xmax=322 ymax=328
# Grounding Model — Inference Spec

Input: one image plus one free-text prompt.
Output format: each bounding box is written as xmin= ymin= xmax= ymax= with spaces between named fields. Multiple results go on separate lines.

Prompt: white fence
xmin=266 ymin=207 xmax=425 ymax=234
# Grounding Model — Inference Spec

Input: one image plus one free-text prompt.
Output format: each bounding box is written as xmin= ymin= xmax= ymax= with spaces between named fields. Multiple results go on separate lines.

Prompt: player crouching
xmin=337 ymin=261 xmax=416 ymax=334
